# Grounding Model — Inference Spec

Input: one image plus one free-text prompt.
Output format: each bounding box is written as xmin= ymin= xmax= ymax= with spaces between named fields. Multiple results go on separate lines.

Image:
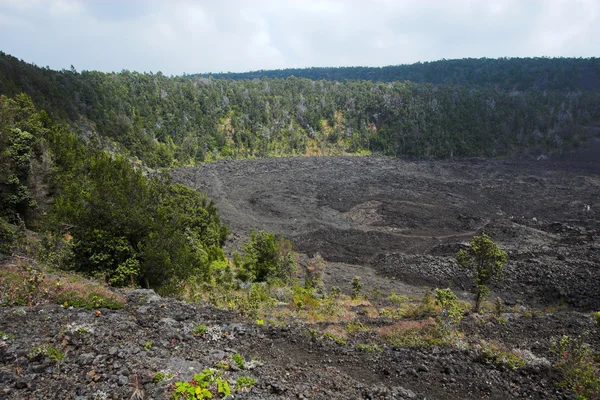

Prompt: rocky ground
xmin=2 ymin=287 xmax=597 ymax=400
xmin=1 ymin=154 xmax=599 ymax=399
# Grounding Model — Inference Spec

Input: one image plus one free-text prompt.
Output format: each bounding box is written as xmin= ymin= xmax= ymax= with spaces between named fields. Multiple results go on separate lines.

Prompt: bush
xmin=172 ymin=369 xmax=230 ymax=399
xmin=236 ymin=230 xmax=297 ymax=283
xmin=477 ymin=342 xmax=526 ymax=370
xmin=551 ymin=334 xmax=600 ymax=399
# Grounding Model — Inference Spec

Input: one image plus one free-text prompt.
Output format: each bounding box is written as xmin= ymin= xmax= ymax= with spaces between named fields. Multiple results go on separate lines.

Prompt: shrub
xmin=434 ymin=288 xmax=464 ymax=339
xmin=594 ymin=312 xmax=600 ymax=327
xmin=305 ymin=253 xmax=326 ymax=293
xmin=379 ymin=319 xmax=449 ymax=348
xmin=351 ymin=276 xmax=363 ymax=299
xmin=236 ymin=230 xmax=297 ymax=283
xmin=551 ymin=334 xmax=600 ymax=399
xmin=477 ymin=342 xmax=526 ymax=370
xmin=171 ymin=369 xmax=230 ymax=399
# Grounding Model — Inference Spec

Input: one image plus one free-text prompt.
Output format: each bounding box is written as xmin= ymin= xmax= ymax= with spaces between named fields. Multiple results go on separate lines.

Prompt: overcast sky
xmin=0 ymin=0 xmax=598 ymax=75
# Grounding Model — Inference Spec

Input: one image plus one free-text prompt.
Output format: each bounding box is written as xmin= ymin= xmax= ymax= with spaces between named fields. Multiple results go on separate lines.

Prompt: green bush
xmin=551 ymin=334 xmax=600 ymax=400
xmin=236 ymin=231 xmax=297 ymax=283
xmin=172 ymin=369 xmax=230 ymax=399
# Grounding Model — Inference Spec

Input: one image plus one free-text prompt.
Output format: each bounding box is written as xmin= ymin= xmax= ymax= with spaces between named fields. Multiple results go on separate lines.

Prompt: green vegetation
xmin=143 ymin=341 xmax=153 ymax=351
xmin=231 ymin=353 xmax=246 ymax=370
xmin=0 ymin=93 xmax=229 ymax=295
xmin=234 ymin=376 xmax=256 ymax=392
xmin=356 ymin=343 xmax=383 ymax=353
xmin=193 ymin=57 xmax=600 ymax=92
xmin=351 ymin=276 xmax=363 ymax=299
xmin=0 ymin=262 xmax=125 ymax=309
xmin=477 ymin=342 xmax=526 ymax=370
xmin=235 ymin=231 xmax=296 ymax=284
xmin=172 ymin=369 xmax=231 ymax=400
xmin=29 ymin=344 xmax=66 ymax=373
xmin=457 ymin=234 xmax=507 ymax=312
xmin=551 ymin=334 xmax=600 ymax=400
xmin=2 ymin=53 xmax=599 ymax=169
xmin=192 ymin=324 xmax=207 ymax=336
xmin=434 ymin=288 xmax=465 ymax=339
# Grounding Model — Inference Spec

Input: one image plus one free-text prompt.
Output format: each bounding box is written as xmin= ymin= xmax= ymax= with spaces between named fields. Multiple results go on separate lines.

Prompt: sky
xmin=0 ymin=0 xmax=598 ymax=75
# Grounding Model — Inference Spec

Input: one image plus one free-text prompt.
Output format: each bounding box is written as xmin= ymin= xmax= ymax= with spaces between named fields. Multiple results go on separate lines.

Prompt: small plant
xmin=30 ymin=344 xmax=65 ymax=373
xmin=594 ymin=311 xmax=600 ymax=327
xmin=0 ymin=331 xmax=15 ymax=342
xmin=388 ymin=291 xmax=408 ymax=305
xmin=434 ymin=288 xmax=464 ymax=339
xmin=477 ymin=342 xmax=526 ymax=370
xmin=143 ymin=341 xmax=153 ymax=351
xmin=153 ymin=372 xmax=166 ymax=383
xmin=171 ymin=368 xmax=231 ymax=399
xmin=346 ymin=321 xmax=369 ymax=335
xmin=305 ymin=253 xmax=326 ymax=294
xmin=324 ymin=332 xmax=347 ymax=345
xmin=329 ymin=286 xmax=341 ymax=298
xmin=231 ymin=353 xmax=246 ymax=370
xmin=234 ymin=376 xmax=256 ymax=392
xmin=494 ymin=297 xmax=505 ymax=317
xmin=192 ymin=324 xmax=207 ymax=336
xmin=357 ymin=343 xmax=383 ymax=353
xmin=351 ymin=276 xmax=363 ymax=299
xmin=551 ymin=334 xmax=600 ymax=399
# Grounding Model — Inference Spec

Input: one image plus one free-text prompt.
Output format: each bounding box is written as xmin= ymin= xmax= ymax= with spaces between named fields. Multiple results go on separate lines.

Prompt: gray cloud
xmin=0 ymin=0 xmax=597 ymax=75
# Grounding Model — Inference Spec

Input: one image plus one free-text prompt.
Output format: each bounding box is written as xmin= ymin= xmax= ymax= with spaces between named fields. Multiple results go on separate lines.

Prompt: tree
xmin=457 ymin=234 xmax=507 ymax=313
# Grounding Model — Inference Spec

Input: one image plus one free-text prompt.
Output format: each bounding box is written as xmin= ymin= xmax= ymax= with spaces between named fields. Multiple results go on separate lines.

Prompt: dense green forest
xmin=195 ymin=58 xmax=600 ymax=91
xmin=0 ymin=93 xmax=228 ymax=292
xmin=1 ymin=52 xmax=599 ymax=168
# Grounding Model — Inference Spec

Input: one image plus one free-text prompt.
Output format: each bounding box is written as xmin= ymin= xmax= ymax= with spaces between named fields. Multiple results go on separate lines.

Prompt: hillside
xmin=194 ymin=57 xmax=600 ymax=91
xmin=1 ymin=53 xmax=600 ymax=168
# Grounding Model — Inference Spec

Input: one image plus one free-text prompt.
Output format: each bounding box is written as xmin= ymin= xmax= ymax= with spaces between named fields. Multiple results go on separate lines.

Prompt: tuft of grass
xmin=357 ymin=343 xmax=383 ymax=353
xmin=346 ymin=321 xmax=369 ymax=335
xmin=477 ymin=341 xmax=526 ymax=370
xmin=192 ymin=324 xmax=207 ymax=336
xmin=231 ymin=353 xmax=246 ymax=370
xmin=0 ymin=263 xmax=125 ymax=309
xmin=378 ymin=318 xmax=450 ymax=348
xmin=235 ymin=376 xmax=256 ymax=392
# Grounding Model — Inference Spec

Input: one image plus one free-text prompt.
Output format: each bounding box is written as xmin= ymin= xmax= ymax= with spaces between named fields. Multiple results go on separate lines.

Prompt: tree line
xmin=1 ymin=52 xmax=599 ymax=168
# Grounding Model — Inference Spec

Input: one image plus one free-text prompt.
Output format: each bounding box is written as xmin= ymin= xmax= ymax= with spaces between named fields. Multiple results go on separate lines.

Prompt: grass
xmin=378 ymin=318 xmax=451 ymax=348
xmin=0 ymin=261 xmax=125 ymax=309
xmin=477 ymin=341 xmax=526 ymax=370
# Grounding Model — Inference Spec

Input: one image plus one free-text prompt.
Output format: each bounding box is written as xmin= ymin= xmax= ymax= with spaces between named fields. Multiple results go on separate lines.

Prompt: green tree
xmin=237 ymin=230 xmax=297 ymax=283
xmin=457 ymin=234 xmax=507 ymax=313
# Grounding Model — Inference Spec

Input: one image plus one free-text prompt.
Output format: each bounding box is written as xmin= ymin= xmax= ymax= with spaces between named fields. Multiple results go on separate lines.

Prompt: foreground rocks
xmin=2 ymin=288 xmax=595 ymax=399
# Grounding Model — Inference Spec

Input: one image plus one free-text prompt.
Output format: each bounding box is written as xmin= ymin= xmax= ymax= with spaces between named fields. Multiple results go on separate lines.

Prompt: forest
xmin=1 ymin=52 xmax=599 ymax=168
xmin=194 ymin=57 xmax=600 ymax=91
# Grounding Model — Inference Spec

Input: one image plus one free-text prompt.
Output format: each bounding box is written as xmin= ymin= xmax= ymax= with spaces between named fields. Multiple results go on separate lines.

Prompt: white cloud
xmin=0 ymin=0 xmax=597 ymax=75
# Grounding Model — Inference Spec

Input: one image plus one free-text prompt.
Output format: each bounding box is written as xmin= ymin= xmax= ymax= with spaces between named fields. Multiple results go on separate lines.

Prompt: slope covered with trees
xmin=194 ymin=57 xmax=600 ymax=91
xmin=1 ymin=52 xmax=599 ymax=168
xmin=0 ymin=93 xmax=228 ymax=292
